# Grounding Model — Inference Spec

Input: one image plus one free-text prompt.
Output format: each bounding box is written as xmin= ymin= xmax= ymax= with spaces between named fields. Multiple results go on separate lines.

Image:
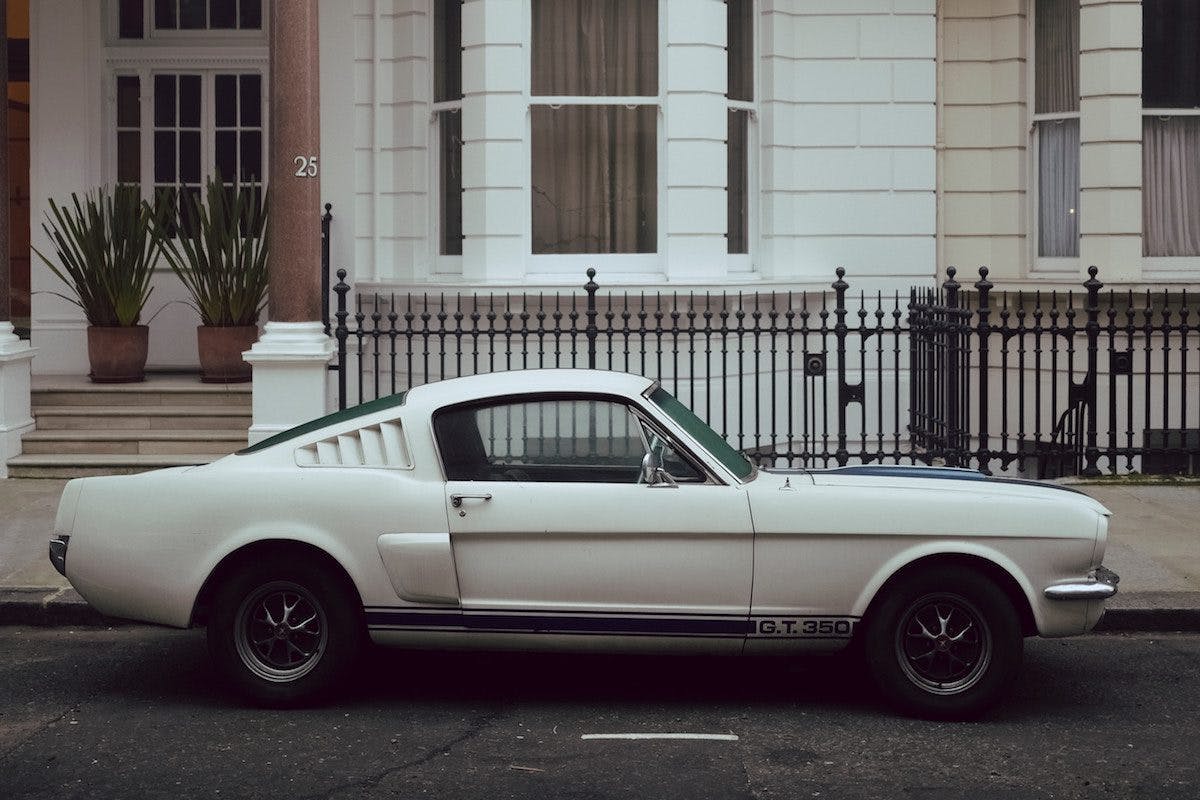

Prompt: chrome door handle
xmin=450 ymin=492 xmax=493 ymax=508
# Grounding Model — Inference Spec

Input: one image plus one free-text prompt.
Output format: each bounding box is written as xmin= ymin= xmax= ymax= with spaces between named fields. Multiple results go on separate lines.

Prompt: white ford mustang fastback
xmin=49 ymin=369 xmax=1118 ymax=718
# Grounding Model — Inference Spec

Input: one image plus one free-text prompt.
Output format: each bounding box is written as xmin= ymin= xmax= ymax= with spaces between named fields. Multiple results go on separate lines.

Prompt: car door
xmin=436 ymin=394 xmax=753 ymax=650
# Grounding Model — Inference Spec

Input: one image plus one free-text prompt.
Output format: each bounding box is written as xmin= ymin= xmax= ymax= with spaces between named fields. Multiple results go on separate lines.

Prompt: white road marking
xmin=580 ymin=733 xmax=739 ymax=742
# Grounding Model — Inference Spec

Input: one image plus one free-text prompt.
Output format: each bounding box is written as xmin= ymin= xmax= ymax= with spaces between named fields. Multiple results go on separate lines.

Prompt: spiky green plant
xmin=32 ymin=186 xmax=162 ymax=326
xmin=156 ymin=175 xmax=269 ymax=327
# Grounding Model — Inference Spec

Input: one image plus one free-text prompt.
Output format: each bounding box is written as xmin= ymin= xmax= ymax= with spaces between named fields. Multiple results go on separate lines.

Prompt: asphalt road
xmin=0 ymin=628 xmax=1196 ymax=800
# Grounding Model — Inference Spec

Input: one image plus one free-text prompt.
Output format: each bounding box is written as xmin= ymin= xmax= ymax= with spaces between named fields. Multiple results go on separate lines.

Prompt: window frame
xmin=431 ymin=0 xmax=464 ymax=276
xmin=103 ymin=0 xmax=269 ymax=218
xmin=726 ymin=0 xmax=758 ymax=273
xmin=104 ymin=64 xmax=269 ymax=211
xmin=107 ymin=0 xmax=268 ymax=44
xmin=523 ymin=0 xmax=667 ymax=277
xmin=431 ymin=392 xmax=722 ymax=485
xmin=1141 ymin=107 xmax=1200 ymax=274
xmin=1027 ymin=0 xmax=1081 ymax=275
xmin=1140 ymin=0 xmax=1200 ymax=265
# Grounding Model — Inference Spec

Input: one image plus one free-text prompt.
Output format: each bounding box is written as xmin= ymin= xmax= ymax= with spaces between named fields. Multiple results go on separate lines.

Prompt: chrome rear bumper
xmin=1044 ymin=565 xmax=1120 ymax=601
xmin=48 ymin=535 xmax=69 ymax=578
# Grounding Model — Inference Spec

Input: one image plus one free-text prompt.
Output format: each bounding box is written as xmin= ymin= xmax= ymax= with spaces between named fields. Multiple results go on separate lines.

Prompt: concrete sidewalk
xmin=0 ymin=477 xmax=1198 ymax=629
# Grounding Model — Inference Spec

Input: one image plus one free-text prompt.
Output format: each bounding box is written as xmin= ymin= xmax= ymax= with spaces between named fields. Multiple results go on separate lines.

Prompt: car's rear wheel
xmin=207 ymin=560 xmax=363 ymax=706
xmin=863 ymin=566 xmax=1022 ymax=720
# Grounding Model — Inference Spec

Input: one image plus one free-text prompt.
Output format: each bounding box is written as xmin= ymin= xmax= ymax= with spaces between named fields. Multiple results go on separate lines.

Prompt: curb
xmin=0 ymin=588 xmax=125 ymax=627
xmin=1 ymin=592 xmax=1198 ymax=632
xmin=1094 ymin=608 xmax=1200 ymax=633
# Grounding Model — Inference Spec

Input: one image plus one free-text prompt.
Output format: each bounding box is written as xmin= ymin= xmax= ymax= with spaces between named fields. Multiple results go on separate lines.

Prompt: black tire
xmin=862 ymin=566 xmax=1023 ymax=720
xmin=207 ymin=559 xmax=364 ymax=707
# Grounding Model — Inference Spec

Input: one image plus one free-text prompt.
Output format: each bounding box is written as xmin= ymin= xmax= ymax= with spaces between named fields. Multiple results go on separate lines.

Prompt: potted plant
xmin=33 ymin=186 xmax=161 ymax=383
xmin=156 ymin=175 xmax=269 ymax=383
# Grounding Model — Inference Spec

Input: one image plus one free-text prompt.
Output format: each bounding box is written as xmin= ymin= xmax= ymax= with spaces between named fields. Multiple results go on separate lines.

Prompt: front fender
xmin=852 ymin=540 xmax=1086 ymax=637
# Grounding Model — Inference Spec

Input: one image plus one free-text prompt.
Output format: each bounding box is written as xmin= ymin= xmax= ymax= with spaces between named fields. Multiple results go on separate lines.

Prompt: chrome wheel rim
xmin=894 ymin=592 xmax=992 ymax=695
xmin=234 ymin=581 xmax=328 ymax=683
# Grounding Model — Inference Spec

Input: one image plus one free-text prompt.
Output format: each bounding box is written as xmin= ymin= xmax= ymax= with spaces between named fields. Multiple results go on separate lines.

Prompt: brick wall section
xmin=760 ymin=0 xmax=937 ymax=282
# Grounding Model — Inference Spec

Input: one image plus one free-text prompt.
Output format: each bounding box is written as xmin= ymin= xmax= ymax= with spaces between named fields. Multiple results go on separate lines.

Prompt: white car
xmin=49 ymin=369 xmax=1118 ymax=718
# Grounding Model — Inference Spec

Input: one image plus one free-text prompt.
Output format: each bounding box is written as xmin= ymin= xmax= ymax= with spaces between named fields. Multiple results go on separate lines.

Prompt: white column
xmin=0 ymin=326 xmax=36 ymax=479
xmin=664 ymin=0 xmax=728 ymax=282
xmin=460 ymin=0 xmax=525 ymax=282
xmin=1079 ymin=0 xmax=1142 ymax=281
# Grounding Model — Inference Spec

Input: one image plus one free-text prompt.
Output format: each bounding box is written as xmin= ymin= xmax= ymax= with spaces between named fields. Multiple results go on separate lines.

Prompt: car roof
xmin=237 ymin=370 xmax=658 ymax=456
xmin=403 ymin=369 xmax=657 ymax=413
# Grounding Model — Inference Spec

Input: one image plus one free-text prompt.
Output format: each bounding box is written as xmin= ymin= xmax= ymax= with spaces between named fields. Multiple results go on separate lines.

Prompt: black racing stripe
xmin=364 ymin=609 xmax=749 ymax=635
xmin=363 ymin=606 xmax=747 ymax=617
xmin=806 ymin=465 xmax=1084 ymax=494
xmin=367 ymin=627 xmax=740 ymax=639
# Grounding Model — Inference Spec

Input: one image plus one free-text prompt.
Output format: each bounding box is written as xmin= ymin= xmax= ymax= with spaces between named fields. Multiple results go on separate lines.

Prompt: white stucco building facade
xmin=3 ymin=0 xmax=1199 ymax=474
xmin=23 ymin=0 xmax=943 ymax=378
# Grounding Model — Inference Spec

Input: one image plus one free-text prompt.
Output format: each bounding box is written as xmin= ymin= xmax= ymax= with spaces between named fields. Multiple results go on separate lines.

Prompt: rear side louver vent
xmin=295 ymin=422 xmax=412 ymax=468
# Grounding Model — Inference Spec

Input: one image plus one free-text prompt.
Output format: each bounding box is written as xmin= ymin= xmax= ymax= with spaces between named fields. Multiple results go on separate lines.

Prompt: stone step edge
xmin=23 ymin=430 xmax=248 ymax=441
xmin=7 ymin=453 xmax=218 ymax=466
xmin=31 ymin=381 xmax=251 ymax=394
xmin=33 ymin=406 xmax=252 ymax=417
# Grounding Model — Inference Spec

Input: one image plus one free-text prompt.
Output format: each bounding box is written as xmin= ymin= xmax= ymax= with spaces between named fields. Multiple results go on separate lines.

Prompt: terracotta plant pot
xmin=197 ymin=325 xmax=257 ymax=383
xmin=86 ymin=325 xmax=148 ymax=384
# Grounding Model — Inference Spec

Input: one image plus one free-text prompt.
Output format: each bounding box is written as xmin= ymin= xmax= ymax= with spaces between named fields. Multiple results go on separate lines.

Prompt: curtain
xmin=439 ymin=110 xmax=463 ymax=255
xmin=532 ymin=106 xmax=657 ymax=254
xmin=1143 ymin=116 xmax=1200 ymax=256
xmin=1038 ymin=119 xmax=1080 ymax=257
xmin=531 ymin=0 xmax=657 ymax=96
xmin=1035 ymin=0 xmax=1079 ymax=114
xmin=530 ymin=0 xmax=658 ymax=254
xmin=728 ymin=109 xmax=749 ymax=254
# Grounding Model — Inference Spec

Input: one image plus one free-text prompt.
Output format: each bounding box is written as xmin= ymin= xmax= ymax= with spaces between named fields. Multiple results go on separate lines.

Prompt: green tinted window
xmin=648 ymin=387 xmax=753 ymax=480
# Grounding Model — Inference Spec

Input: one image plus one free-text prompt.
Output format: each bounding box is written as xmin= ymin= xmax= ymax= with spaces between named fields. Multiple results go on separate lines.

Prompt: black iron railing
xmin=323 ymin=247 xmax=1200 ymax=475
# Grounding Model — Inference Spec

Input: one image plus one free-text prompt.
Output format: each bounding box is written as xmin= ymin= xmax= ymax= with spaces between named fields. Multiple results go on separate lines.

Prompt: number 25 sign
xmin=293 ymin=156 xmax=318 ymax=177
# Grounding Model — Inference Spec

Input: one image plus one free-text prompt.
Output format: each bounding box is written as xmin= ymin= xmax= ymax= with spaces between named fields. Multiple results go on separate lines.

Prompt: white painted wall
xmin=29 ymin=0 xmax=101 ymax=375
xmin=27 ymin=0 xmax=942 ymax=377
xmin=758 ymin=0 xmax=937 ymax=284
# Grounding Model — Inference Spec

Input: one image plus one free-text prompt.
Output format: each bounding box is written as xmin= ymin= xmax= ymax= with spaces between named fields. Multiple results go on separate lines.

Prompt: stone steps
xmin=12 ymin=377 xmax=253 ymax=478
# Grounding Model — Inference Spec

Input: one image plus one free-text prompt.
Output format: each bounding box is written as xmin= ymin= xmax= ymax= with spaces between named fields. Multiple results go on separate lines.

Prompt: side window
xmin=638 ymin=420 xmax=704 ymax=483
xmin=434 ymin=397 xmax=703 ymax=483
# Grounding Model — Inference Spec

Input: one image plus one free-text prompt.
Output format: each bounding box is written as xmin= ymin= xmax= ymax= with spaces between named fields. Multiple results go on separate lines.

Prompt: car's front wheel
xmin=863 ymin=567 xmax=1023 ymax=720
xmin=207 ymin=560 xmax=363 ymax=706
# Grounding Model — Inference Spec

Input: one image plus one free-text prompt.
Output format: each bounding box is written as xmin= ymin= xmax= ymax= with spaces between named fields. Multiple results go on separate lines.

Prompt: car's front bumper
xmin=1044 ymin=565 xmax=1120 ymax=601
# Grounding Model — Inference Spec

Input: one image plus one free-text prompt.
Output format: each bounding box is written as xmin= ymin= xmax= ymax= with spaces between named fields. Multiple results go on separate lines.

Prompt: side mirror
xmin=640 ymin=450 xmax=662 ymax=484
xmin=640 ymin=450 xmax=678 ymax=487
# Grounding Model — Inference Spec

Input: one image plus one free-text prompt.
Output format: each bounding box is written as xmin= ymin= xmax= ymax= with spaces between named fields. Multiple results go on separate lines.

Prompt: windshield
xmin=647 ymin=387 xmax=755 ymax=480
